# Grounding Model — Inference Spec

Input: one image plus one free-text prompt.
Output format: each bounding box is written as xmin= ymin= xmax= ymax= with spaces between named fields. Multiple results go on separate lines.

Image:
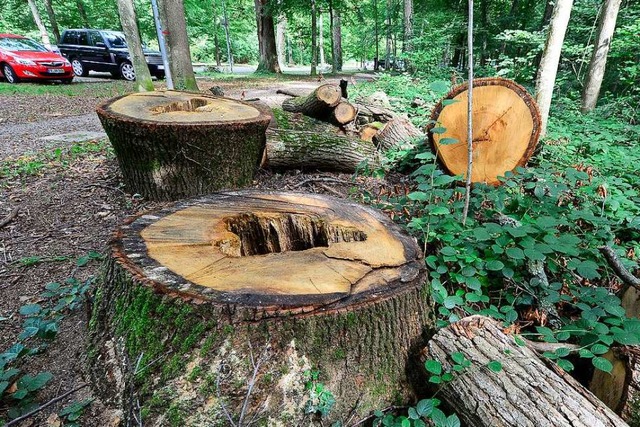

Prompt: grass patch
xmin=0 ymin=80 xmax=134 ymax=97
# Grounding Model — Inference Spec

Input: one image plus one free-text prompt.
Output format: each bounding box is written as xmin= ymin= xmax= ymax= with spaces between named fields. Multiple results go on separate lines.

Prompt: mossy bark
xmin=88 ymin=191 xmax=432 ymax=426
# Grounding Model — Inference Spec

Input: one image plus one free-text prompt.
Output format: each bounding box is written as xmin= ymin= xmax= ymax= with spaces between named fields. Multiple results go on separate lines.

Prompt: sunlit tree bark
xmin=115 ymin=0 xmax=154 ymax=91
xmin=158 ymin=0 xmax=198 ymax=90
xmin=42 ymin=0 xmax=60 ymax=42
xmin=254 ymin=0 xmax=281 ymax=73
xmin=27 ymin=0 xmax=51 ymax=50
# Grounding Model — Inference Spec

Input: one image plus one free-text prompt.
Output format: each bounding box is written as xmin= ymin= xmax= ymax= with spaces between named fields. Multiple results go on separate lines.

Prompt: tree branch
xmin=599 ymin=245 xmax=640 ymax=288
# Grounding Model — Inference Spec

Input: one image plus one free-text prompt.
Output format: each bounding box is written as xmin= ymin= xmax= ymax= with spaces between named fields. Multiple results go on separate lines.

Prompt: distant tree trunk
xmin=311 ymin=0 xmax=318 ymax=76
xmin=27 ymin=0 xmax=51 ymax=50
xmin=535 ymin=0 xmax=574 ymax=137
xmin=221 ymin=0 xmax=233 ymax=72
xmin=158 ymin=0 xmax=199 ymax=90
xmin=318 ymin=12 xmax=325 ymax=66
xmin=480 ymin=0 xmax=488 ymax=66
xmin=330 ymin=1 xmax=342 ymax=72
xmin=286 ymin=33 xmax=293 ymax=64
xmin=42 ymin=0 xmax=60 ymax=42
xmin=385 ymin=0 xmax=392 ymax=68
xmin=374 ymin=0 xmax=380 ymax=70
xmin=403 ymin=0 xmax=413 ymax=53
xmin=115 ymin=0 xmax=154 ymax=91
xmin=254 ymin=0 xmax=281 ymax=73
xmin=540 ymin=0 xmax=554 ymax=29
xmin=76 ymin=0 xmax=90 ymax=27
xmin=276 ymin=15 xmax=286 ymax=69
xmin=580 ymin=0 xmax=622 ymax=113
xmin=211 ymin=0 xmax=221 ymax=66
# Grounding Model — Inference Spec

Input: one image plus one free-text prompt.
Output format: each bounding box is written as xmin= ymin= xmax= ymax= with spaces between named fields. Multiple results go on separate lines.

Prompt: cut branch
xmin=600 ymin=245 xmax=640 ymax=288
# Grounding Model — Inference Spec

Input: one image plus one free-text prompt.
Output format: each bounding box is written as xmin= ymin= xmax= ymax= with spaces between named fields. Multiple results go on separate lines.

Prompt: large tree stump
xmin=97 ymin=90 xmax=271 ymax=201
xmin=420 ymin=316 xmax=628 ymax=427
xmin=429 ymin=78 xmax=541 ymax=185
xmin=89 ymin=191 xmax=430 ymax=426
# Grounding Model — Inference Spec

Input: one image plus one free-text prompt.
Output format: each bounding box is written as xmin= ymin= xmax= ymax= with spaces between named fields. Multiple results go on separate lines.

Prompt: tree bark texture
xmin=331 ymin=101 xmax=358 ymax=125
xmin=319 ymin=11 xmax=325 ymax=65
xmin=96 ymin=91 xmax=271 ymax=201
xmin=221 ymin=0 xmax=234 ymax=72
xmin=276 ymin=14 xmax=286 ymax=70
xmin=580 ymin=0 xmax=622 ymax=113
xmin=421 ymin=316 xmax=629 ymax=427
xmin=158 ymin=0 xmax=198 ymax=90
xmin=311 ymin=0 xmax=318 ymax=76
xmin=430 ymin=77 xmax=541 ymax=185
xmin=535 ymin=0 xmax=574 ymax=137
xmin=254 ymin=0 xmax=281 ymax=73
xmin=115 ymin=0 xmax=154 ymax=92
xmin=42 ymin=0 xmax=60 ymax=43
xmin=331 ymin=5 xmax=342 ymax=71
xmin=374 ymin=117 xmax=423 ymax=151
xmin=282 ymin=83 xmax=342 ymax=119
xmin=27 ymin=0 xmax=51 ymax=50
xmin=266 ymin=109 xmax=378 ymax=172
xmin=88 ymin=190 xmax=430 ymax=426
xmin=403 ymin=0 xmax=413 ymax=53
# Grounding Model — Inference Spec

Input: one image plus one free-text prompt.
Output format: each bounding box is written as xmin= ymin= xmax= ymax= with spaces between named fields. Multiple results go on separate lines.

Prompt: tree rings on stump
xmin=97 ymin=90 xmax=271 ymax=201
xmin=89 ymin=190 xmax=430 ymax=425
xmin=429 ymin=77 xmax=541 ymax=185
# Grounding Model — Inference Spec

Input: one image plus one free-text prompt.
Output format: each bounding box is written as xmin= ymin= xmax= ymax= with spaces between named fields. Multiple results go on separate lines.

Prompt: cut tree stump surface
xmin=117 ymin=190 xmax=424 ymax=310
xmin=430 ymin=78 xmax=541 ymax=184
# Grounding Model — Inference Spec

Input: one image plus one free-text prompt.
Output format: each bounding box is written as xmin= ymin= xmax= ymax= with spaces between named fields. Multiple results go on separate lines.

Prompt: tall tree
xmin=403 ymin=0 xmax=413 ymax=53
xmin=76 ymin=0 xmax=90 ymax=27
xmin=158 ymin=0 xmax=198 ymax=90
xmin=329 ymin=0 xmax=342 ymax=71
xmin=276 ymin=14 xmax=286 ymax=69
xmin=42 ymin=0 xmax=60 ymax=42
xmin=310 ymin=0 xmax=318 ymax=75
xmin=581 ymin=0 xmax=623 ymax=112
xmin=116 ymin=0 xmax=154 ymax=91
xmin=27 ymin=0 xmax=51 ymax=49
xmin=385 ymin=0 xmax=392 ymax=68
xmin=318 ymin=10 xmax=325 ymax=65
xmin=221 ymin=0 xmax=233 ymax=72
xmin=255 ymin=0 xmax=281 ymax=73
xmin=211 ymin=0 xmax=221 ymax=66
xmin=535 ymin=0 xmax=574 ymax=137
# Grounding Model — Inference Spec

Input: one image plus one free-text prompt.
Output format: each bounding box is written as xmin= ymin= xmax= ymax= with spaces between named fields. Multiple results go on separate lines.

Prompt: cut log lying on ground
xmin=589 ymin=347 xmax=640 ymax=422
xmin=332 ymin=101 xmax=358 ymax=125
xmin=429 ymin=77 xmax=541 ymax=185
xmin=96 ymin=90 xmax=271 ymax=201
xmin=281 ymin=83 xmax=342 ymax=119
xmin=88 ymin=190 xmax=430 ymax=426
xmin=265 ymin=109 xmax=379 ymax=172
xmin=373 ymin=117 xmax=424 ymax=151
xmin=420 ymin=315 xmax=628 ymax=427
xmin=360 ymin=122 xmax=384 ymax=142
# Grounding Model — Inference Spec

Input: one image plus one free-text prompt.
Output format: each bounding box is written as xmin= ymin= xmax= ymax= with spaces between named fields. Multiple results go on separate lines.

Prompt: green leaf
xmin=416 ymin=399 xmax=434 ymax=417
xmin=451 ymin=352 xmax=465 ymax=365
xmin=441 ymin=99 xmax=459 ymax=106
xmin=19 ymin=304 xmax=42 ymax=316
xmin=430 ymin=80 xmax=450 ymax=93
xmin=0 ymin=381 xmax=9 ymax=395
xmin=438 ymin=138 xmax=459 ymax=145
xmin=473 ymin=227 xmax=492 ymax=241
xmin=577 ymin=261 xmax=600 ymax=280
xmin=485 ymin=260 xmax=505 ymax=271
xmin=524 ymin=248 xmax=545 ymax=261
xmin=487 ymin=361 xmax=502 ymax=372
xmin=440 ymin=247 xmax=457 ymax=256
xmin=408 ymin=191 xmax=429 ymax=201
xmin=19 ymin=372 xmax=53 ymax=391
xmin=408 ymin=407 xmax=419 ymax=420
xmin=592 ymin=357 xmax=613 ymax=373
xmin=430 ymin=127 xmax=447 ymax=135
xmin=443 ymin=295 xmax=463 ymax=309
xmin=505 ymin=247 xmax=525 ymax=260
xmin=443 ymin=414 xmax=461 ymax=427
xmin=579 ymin=349 xmax=595 ymax=358
xmin=424 ymin=360 xmax=442 ymax=375
xmin=514 ymin=335 xmax=526 ymax=347
xmin=554 ymin=347 xmax=571 ymax=358
xmin=557 ymin=359 xmax=575 ymax=372
xmin=590 ymin=344 xmax=609 ymax=355
xmin=431 ymin=206 xmax=450 ymax=215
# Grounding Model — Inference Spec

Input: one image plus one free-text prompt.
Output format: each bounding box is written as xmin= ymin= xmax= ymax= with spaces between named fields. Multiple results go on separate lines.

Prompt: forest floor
xmin=0 ymin=74 xmax=389 ymax=426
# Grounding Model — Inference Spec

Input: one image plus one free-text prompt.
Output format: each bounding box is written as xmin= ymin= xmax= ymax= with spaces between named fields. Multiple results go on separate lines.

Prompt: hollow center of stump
xmin=223 ymin=213 xmax=367 ymax=256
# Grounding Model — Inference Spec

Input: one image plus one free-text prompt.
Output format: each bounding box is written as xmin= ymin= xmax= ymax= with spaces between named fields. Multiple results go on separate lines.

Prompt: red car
xmin=0 ymin=33 xmax=74 ymax=84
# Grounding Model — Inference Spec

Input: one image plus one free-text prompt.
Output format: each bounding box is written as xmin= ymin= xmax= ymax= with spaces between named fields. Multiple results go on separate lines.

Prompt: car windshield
xmin=0 ymin=37 xmax=48 ymax=52
xmin=101 ymin=31 xmax=127 ymax=49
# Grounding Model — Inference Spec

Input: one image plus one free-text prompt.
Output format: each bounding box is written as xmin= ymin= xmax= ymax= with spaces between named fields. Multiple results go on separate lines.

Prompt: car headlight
xmin=64 ymin=60 xmax=71 ymax=66
xmin=15 ymin=58 xmax=37 ymax=66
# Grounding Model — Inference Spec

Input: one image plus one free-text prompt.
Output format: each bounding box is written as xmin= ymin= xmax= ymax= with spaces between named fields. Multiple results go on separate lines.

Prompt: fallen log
xmin=331 ymin=101 xmax=358 ymax=125
xmin=88 ymin=190 xmax=429 ymax=426
xmin=373 ymin=117 xmax=424 ymax=151
xmin=360 ymin=122 xmax=384 ymax=142
xmin=420 ymin=316 xmax=628 ymax=427
xmin=281 ymin=83 xmax=342 ymax=119
xmin=429 ymin=77 xmax=541 ymax=185
xmin=96 ymin=90 xmax=271 ymax=201
xmin=265 ymin=109 xmax=379 ymax=172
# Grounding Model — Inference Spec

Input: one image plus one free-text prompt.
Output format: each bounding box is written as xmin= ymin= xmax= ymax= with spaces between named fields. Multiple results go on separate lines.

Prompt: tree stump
xmin=96 ymin=90 xmax=271 ymax=201
xmin=420 ymin=316 xmax=628 ymax=427
xmin=89 ymin=190 xmax=430 ymax=426
xmin=429 ymin=77 xmax=541 ymax=185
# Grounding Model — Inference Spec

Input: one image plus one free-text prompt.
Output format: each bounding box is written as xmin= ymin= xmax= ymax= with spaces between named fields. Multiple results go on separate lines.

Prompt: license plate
xmin=157 ymin=65 xmax=164 ymax=70
xmin=49 ymin=68 xmax=64 ymax=74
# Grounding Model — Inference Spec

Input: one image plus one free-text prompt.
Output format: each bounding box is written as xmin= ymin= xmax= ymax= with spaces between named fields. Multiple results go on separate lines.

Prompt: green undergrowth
xmin=0 ymin=80 xmax=134 ymax=97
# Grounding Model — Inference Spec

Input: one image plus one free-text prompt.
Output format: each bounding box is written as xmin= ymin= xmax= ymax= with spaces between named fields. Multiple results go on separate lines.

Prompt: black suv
xmin=57 ymin=29 xmax=164 ymax=80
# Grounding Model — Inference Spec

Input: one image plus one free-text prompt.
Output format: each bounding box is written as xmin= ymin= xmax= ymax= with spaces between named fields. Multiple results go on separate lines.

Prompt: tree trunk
xmin=331 ymin=4 xmax=343 ymax=72
xmin=580 ymin=0 xmax=622 ymax=113
xmin=421 ymin=316 xmax=629 ymax=427
xmin=276 ymin=14 xmax=286 ymax=70
xmin=281 ymin=83 xmax=342 ymax=118
xmin=211 ymin=0 xmax=221 ymax=66
xmin=27 ymin=0 xmax=51 ymax=50
xmin=385 ymin=0 xmax=392 ymax=69
xmin=96 ymin=91 xmax=271 ymax=200
xmin=254 ymin=0 xmax=281 ymax=73
xmin=374 ymin=0 xmax=380 ymax=70
xmin=221 ymin=0 xmax=234 ymax=72
xmin=42 ymin=0 xmax=60 ymax=43
xmin=373 ymin=117 xmax=422 ymax=151
xmin=158 ymin=0 xmax=198 ymax=91
xmin=535 ymin=0 xmax=574 ymax=137
xmin=331 ymin=101 xmax=357 ymax=125
xmin=76 ymin=0 xmax=90 ymax=27
xmin=310 ymin=0 xmax=318 ymax=76
xmin=403 ymin=0 xmax=413 ymax=54
xmin=318 ymin=11 xmax=325 ymax=66
xmin=88 ymin=190 xmax=429 ymax=426
xmin=429 ymin=77 xmax=541 ymax=185
xmin=115 ymin=0 xmax=154 ymax=92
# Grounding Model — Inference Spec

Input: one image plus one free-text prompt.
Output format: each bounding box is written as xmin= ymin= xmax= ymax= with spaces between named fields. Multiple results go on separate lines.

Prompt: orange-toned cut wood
xmin=430 ymin=78 xmax=541 ymax=185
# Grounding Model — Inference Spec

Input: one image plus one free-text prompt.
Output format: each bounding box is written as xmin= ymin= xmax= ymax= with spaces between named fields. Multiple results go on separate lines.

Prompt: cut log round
xmin=331 ymin=101 xmax=358 ymax=125
xmin=96 ymin=90 xmax=271 ymax=201
xmin=590 ymin=347 xmax=640 ymax=422
xmin=281 ymin=83 xmax=342 ymax=119
xmin=89 ymin=190 xmax=430 ymax=426
xmin=373 ymin=117 xmax=424 ymax=151
xmin=265 ymin=109 xmax=379 ymax=172
xmin=420 ymin=316 xmax=628 ymax=427
xmin=429 ymin=77 xmax=541 ymax=185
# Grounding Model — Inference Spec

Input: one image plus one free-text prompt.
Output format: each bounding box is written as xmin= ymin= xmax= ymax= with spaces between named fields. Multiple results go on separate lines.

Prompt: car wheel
xmin=3 ymin=65 xmax=20 ymax=84
xmin=71 ymin=58 xmax=88 ymax=77
xmin=119 ymin=61 xmax=136 ymax=81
